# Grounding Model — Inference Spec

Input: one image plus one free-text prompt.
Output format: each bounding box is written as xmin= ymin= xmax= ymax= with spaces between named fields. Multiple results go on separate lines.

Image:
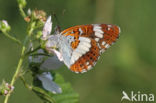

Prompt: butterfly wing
xmin=60 ymin=24 xmax=120 ymax=73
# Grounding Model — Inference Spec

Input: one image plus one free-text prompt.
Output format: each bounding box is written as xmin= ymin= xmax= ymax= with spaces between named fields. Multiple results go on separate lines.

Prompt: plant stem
xmin=11 ymin=47 xmax=25 ymax=85
xmin=2 ymin=31 xmax=21 ymax=45
xmin=30 ymin=53 xmax=50 ymax=57
xmin=20 ymin=76 xmax=32 ymax=90
xmin=19 ymin=6 xmax=26 ymax=18
xmin=3 ymin=1 xmax=36 ymax=103
xmin=32 ymin=87 xmax=56 ymax=103
xmin=25 ymin=46 xmax=41 ymax=56
xmin=3 ymin=46 xmax=26 ymax=103
xmin=3 ymin=23 xmax=33 ymax=102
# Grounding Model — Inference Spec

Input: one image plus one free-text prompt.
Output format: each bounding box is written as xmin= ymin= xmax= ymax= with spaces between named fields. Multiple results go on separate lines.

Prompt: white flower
xmin=37 ymin=72 xmax=62 ymax=94
xmin=41 ymin=15 xmax=63 ymax=62
xmin=40 ymin=54 xmax=63 ymax=71
xmin=29 ymin=49 xmax=63 ymax=70
xmin=29 ymin=49 xmax=45 ymax=63
xmin=45 ymin=48 xmax=63 ymax=62
xmin=29 ymin=49 xmax=63 ymax=94
xmin=42 ymin=16 xmax=52 ymax=40
xmin=28 ymin=16 xmax=64 ymax=94
xmin=51 ymin=49 xmax=63 ymax=61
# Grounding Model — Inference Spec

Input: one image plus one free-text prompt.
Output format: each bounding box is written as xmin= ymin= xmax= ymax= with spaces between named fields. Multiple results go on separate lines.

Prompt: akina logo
xmin=121 ymin=91 xmax=154 ymax=102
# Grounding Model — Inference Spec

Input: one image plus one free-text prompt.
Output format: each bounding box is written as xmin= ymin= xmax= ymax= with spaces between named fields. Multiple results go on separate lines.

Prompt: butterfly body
xmin=45 ymin=23 xmax=120 ymax=73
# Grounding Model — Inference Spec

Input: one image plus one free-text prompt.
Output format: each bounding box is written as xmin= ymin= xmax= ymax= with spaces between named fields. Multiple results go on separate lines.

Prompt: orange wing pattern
xmin=61 ymin=24 xmax=120 ymax=73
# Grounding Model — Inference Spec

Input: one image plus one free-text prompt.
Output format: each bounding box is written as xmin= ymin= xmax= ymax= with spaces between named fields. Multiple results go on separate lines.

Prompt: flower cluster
xmin=0 ymin=81 xmax=14 ymax=96
xmin=28 ymin=16 xmax=64 ymax=94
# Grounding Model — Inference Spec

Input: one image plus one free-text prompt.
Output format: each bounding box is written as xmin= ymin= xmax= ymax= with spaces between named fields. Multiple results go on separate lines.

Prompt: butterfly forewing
xmin=60 ymin=24 xmax=120 ymax=73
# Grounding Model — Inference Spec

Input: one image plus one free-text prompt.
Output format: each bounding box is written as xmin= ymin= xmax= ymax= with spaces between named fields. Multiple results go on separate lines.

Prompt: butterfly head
xmin=45 ymin=35 xmax=60 ymax=49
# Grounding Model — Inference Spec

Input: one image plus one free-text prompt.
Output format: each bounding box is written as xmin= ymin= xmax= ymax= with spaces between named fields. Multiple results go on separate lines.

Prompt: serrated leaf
xmin=52 ymin=73 xmax=79 ymax=103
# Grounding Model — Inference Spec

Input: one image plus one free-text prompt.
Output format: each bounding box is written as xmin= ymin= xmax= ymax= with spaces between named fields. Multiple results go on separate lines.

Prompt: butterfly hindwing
xmin=70 ymin=39 xmax=100 ymax=73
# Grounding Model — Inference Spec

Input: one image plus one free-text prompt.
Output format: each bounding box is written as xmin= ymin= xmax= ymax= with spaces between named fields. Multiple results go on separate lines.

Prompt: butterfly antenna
xmin=52 ymin=13 xmax=61 ymax=33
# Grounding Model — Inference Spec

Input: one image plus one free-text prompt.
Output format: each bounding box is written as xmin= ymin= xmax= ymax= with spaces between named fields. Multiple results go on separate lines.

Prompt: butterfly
xmin=43 ymin=16 xmax=120 ymax=73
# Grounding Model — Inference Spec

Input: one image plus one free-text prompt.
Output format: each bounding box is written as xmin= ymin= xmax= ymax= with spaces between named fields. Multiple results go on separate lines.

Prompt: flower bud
xmin=0 ymin=81 xmax=14 ymax=96
xmin=0 ymin=20 xmax=11 ymax=32
xmin=17 ymin=0 xmax=27 ymax=8
xmin=32 ymin=10 xmax=46 ymax=23
xmin=36 ymin=31 xmax=42 ymax=39
xmin=27 ymin=8 xmax=31 ymax=16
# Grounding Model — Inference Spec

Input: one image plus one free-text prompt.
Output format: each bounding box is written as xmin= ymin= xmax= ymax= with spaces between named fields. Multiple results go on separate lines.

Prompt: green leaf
xmin=32 ymin=73 xmax=79 ymax=103
xmin=53 ymin=73 xmax=79 ymax=103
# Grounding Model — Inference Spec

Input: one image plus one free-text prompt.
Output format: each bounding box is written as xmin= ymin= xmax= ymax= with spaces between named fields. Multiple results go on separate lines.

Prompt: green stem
xmin=32 ymin=87 xmax=56 ymax=103
xmin=20 ymin=76 xmax=32 ymax=90
xmin=3 ymin=1 xmax=36 ymax=103
xmin=3 ymin=22 xmax=34 ymax=102
xmin=11 ymin=47 xmax=25 ymax=85
xmin=25 ymin=46 xmax=41 ymax=56
xmin=20 ymin=76 xmax=56 ymax=103
xmin=2 ymin=31 xmax=21 ymax=45
xmin=19 ymin=5 xmax=26 ymax=18
xmin=30 ymin=53 xmax=50 ymax=57
xmin=4 ymin=46 xmax=26 ymax=103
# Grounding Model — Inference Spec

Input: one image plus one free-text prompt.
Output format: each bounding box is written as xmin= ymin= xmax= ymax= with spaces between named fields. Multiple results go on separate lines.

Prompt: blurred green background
xmin=0 ymin=0 xmax=156 ymax=103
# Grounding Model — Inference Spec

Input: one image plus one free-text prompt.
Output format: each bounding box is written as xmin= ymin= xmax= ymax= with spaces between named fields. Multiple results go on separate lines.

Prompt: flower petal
xmin=40 ymin=55 xmax=63 ymax=71
xmin=37 ymin=72 xmax=62 ymax=94
xmin=42 ymin=16 xmax=52 ymax=39
xmin=29 ymin=49 xmax=45 ymax=63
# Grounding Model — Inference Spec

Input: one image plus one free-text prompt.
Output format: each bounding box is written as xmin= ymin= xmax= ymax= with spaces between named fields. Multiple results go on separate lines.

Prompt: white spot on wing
xmin=70 ymin=45 xmax=89 ymax=65
xmin=97 ymin=43 xmax=101 ymax=49
xmin=77 ymin=44 xmax=89 ymax=52
xmin=100 ymin=49 xmax=105 ymax=53
xmin=105 ymin=44 xmax=110 ymax=48
xmin=74 ymin=51 xmax=82 ymax=59
xmin=79 ymin=41 xmax=91 ymax=48
xmin=71 ymin=51 xmax=82 ymax=64
xmin=102 ymin=41 xmax=106 ymax=45
xmin=87 ymin=65 xmax=92 ymax=70
xmin=95 ymin=32 xmax=103 ymax=38
xmin=75 ymin=48 xmax=86 ymax=54
xmin=79 ymin=28 xmax=83 ymax=35
xmin=93 ymin=24 xmax=104 ymax=34
xmin=79 ymin=37 xmax=91 ymax=43
xmin=70 ymin=37 xmax=92 ymax=65
xmin=108 ymin=25 xmax=112 ymax=27
xmin=86 ymin=62 xmax=89 ymax=65
xmin=95 ymin=38 xmax=99 ymax=42
xmin=75 ymin=71 xmax=79 ymax=73
xmin=107 ymin=25 xmax=112 ymax=31
xmin=81 ymin=69 xmax=87 ymax=73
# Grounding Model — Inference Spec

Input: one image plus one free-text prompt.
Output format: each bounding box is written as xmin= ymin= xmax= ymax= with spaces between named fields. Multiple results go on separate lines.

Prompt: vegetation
xmin=0 ymin=0 xmax=156 ymax=103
